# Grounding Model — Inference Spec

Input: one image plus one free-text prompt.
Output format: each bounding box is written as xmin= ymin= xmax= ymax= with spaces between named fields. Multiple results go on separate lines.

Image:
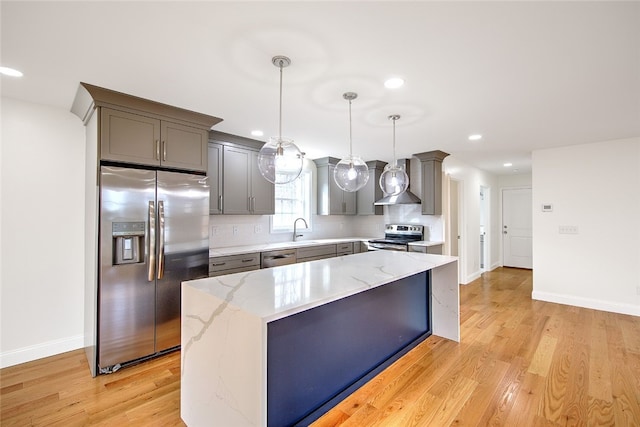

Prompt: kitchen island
xmin=181 ymin=251 xmax=458 ymax=427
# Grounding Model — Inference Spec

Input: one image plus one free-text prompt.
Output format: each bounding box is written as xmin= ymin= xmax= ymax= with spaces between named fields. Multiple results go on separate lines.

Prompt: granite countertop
xmin=208 ymin=237 xmax=372 ymax=257
xmin=185 ymin=250 xmax=457 ymax=322
xmin=408 ymin=240 xmax=445 ymax=247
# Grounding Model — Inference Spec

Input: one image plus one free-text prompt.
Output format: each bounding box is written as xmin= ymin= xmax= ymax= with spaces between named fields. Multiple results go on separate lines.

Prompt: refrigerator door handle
xmin=148 ymin=201 xmax=156 ymax=281
xmin=157 ymin=200 xmax=165 ymax=279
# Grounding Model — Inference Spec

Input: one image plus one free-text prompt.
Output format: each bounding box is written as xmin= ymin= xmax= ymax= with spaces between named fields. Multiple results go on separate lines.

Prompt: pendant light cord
xmin=278 ymin=60 xmax=283 ymax=140
xmin=348 ymin=98 xmax=353 ymax=157
xmin=392 ymin=116 xmax=397 ymax=167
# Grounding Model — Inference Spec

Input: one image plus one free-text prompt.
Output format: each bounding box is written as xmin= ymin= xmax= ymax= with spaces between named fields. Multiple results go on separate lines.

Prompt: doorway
xmin=502 ymin=188 xmax=532 ymax=268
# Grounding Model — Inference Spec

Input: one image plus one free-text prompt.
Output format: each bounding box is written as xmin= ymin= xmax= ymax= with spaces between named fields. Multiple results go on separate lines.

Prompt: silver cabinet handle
xmin=162 ymin=141 xmax=167 ymax=161
xmin=155 ymin=140 xmax=160 ymax=161
xmin=157 ymin=200 xmax=165 ymax=279
xmin=241 ymin=258 xmax=254 ymax=263
xmin=148 ymin=201 xmax=156 ymax=281
xmin=212 ymin=262 xmax=226 ymax=267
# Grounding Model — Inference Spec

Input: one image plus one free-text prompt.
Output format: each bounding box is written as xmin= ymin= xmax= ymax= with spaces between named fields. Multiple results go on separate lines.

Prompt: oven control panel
xmin=385 ymin=224 xmax=424 ymax=235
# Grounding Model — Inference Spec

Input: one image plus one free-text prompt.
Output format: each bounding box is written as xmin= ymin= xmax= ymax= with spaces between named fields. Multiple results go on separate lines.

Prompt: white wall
xmin=0 ymin=97 xmax=86 ymax=367
xmin=443 ymin=156 xmax=500 ymax=284
xmin=532 ymin=137 xmax=640 ymax=316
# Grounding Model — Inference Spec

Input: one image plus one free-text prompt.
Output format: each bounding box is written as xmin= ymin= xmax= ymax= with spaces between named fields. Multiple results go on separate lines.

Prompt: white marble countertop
xmin=408 ymin=240 xmax=445 ymax=247
xmin=185 ymin=250 xmax=457 ymax=323
xmin=208 ymin=237 xmax=372 ymax=257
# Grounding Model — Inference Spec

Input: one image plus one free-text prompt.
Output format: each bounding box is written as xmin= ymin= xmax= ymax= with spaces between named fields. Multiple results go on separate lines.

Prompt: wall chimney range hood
xmin=374 ymin=159 xmax=421 ymax=205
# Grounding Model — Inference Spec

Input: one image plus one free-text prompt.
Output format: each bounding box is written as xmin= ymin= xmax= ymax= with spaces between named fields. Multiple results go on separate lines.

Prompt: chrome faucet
xmin=293 ymin=217 xmax=308 ymax=242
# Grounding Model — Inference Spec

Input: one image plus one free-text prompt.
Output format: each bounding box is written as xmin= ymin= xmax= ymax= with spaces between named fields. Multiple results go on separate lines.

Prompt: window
xmin=271 ymin=169 xmax=312 ymax=232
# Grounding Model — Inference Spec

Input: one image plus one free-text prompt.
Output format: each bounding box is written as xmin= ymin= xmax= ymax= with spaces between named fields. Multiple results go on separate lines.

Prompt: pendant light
xmin=333 ymin=92 xmax=369 ymax=192
xmin=379 ymin=115 xmax=409 ymax=196
xmin=257 ymin=55 xmax=304 ymax=185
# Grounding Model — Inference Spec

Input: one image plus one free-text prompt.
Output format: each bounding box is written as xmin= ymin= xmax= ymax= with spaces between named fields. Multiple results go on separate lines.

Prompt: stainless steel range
xmin=368 ymin=224 xmax=424 ymax=251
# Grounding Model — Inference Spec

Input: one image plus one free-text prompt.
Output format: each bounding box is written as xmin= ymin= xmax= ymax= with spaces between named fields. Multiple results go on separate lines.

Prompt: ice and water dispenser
xmin=112 ymin=222 xmax=145 ymax=265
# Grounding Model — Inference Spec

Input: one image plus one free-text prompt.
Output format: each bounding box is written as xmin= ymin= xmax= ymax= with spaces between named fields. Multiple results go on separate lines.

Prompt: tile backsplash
xmin=209 ymin=204 xmax=443 ymax=249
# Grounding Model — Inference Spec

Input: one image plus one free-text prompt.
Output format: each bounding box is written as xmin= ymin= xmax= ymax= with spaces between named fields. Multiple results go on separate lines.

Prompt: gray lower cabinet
xmin=357 ymin=161 xmax=387 ymax=215
xmin=209 ymin=253 xmax=261 ymax=277
xmin=296 ymin=244 xmax=337 ymax=262
xmin=336 ymin=242 xmax=354 ymax=256
xmin=314 ymin=157 xmax=356 ymax=215
xmin=408 ymin=244 xmax=443 ymax=255
xmin=208 ymin=142 xmax=223 ymax=214
xmin=101 ymin=107 xmax=209 ymax=172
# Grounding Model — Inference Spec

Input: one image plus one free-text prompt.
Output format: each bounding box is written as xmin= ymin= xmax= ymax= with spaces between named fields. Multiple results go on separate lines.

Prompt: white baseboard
xmin=463 ymin=270 xmax=482 ymax=285
xmin=532 ymin=291 xmax=640 ymax=317
xmin=0 ymin=334 xmax=84 ymax=369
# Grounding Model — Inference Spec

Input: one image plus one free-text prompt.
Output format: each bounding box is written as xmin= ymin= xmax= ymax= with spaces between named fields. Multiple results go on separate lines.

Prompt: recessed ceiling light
xmin=468 ymin=134 xmax=482 ymax=141
xmin=384 ymin=77 xmax=404 ymax=89
xmin=251 ymin=130 xmax=264 ymax=137
xmin=503 ymin=162 xmax=513 ymax=167
xmin=0 ymin=66 xmax=23 ymax=77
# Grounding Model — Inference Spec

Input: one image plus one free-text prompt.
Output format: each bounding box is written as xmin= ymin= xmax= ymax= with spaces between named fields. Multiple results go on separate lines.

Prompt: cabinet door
xmin=327 ymin=166 xmax=344 ymax=214
xmin=161 ymin=121 xmax=208 ymax=172
xmin=250 ymin=151 xmax=275 ymax=215
xmin=222 ymin=146 xmax=251 ymax=214
xmin=208 ymin=143 xmax=223 ymax=214
xmin=343 ymin=189 xmax=357 ymax=215
xmin=101 ymin=108 xmax=161 ymax=166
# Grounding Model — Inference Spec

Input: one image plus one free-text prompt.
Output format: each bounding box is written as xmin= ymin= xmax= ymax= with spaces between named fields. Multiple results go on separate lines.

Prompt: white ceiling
xmin=2 ymin=1 xmax=639 ymax=175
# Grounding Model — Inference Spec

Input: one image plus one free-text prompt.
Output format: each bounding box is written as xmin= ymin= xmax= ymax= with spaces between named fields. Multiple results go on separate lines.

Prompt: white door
xmin=502 ymin=188 xmax=532 ymax=268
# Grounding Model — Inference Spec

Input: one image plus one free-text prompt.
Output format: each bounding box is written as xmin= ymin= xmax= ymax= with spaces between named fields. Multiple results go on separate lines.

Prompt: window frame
xmin=270 ymin=168 xmax=313 ymax=233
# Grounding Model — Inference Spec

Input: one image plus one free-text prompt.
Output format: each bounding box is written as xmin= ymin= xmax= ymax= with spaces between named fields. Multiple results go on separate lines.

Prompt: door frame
xmin=480 ymin=185 xmax=491 ymax=272
xmin=443 ymin=174 xmax=463 ymax=284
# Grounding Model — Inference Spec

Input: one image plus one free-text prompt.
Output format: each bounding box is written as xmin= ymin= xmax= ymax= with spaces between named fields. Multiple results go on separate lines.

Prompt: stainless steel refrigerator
xmin=97 ymin=165 xmax=209 ymax=374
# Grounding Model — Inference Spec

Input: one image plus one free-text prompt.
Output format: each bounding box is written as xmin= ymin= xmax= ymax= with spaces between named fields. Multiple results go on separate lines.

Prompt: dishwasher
xmin=261 ymin=248 xmax=297 ymax=268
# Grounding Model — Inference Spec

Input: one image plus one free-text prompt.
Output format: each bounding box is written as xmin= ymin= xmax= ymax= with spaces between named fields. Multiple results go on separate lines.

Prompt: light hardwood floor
xmin=1 ymin=268 xmax=639 ymax=426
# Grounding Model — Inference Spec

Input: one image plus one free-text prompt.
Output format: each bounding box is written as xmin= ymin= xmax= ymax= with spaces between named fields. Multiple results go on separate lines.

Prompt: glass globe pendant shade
xmin=333 ymin=155 xmax=369 ymax=192
xmin=257 ymin=136 xmax=303 ymax=184
xmin=379 ymin=164 xmax=409 ymax=196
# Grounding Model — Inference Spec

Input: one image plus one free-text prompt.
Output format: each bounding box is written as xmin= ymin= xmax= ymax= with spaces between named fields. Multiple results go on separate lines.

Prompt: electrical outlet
xmin=233 ymin=226 xmax=238 ymax=235
xmin=254 ymin=225 xmax=261 ymax=234
xmin=559 ymin=225 xmax=578 ymax=234
xmin=210 ymin=226 xmax=218 ymax=237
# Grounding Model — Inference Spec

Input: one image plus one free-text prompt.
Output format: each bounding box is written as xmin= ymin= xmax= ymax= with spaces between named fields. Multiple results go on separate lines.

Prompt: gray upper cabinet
xmin=249 ymin=150 xmax=275 ymax=214
xmin=160 ymin=121 xmax=209 ymax=171
xmin=413 ymin=150 xmax=450 ymax=215
xmin=71 ymin=83 xmax=221 ymax=173
xmin=101 ymin=108 xmax=208 ymax=172
xmin=357 ymin=160 xmax=387 ymax=215
xmin=212 ymin=131 xmax=274 ymax=215
xmin=314 ymin=157 xmax=356 ymax=215
xmin=207 ymin=142 xmax=223 ymax=214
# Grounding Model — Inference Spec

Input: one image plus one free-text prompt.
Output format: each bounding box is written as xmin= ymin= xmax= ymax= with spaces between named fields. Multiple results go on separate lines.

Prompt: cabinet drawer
xmin=296 ymin=244 xmax=336 ymax=261
xmin=209 ymin=253 xmax=260 ymax=274
xmin=336 ymin=242 xmax=353 ymax=253
xmin=209 ymin=265 xmax=260 ymax=277
xmin=298 ymin=254 xmax=336 ymax=262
